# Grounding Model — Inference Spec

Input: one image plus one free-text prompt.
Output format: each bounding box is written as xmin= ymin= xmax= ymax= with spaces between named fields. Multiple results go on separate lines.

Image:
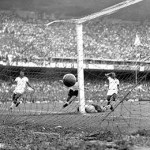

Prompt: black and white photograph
xmin=0 ymin=0 xmax=150 ymax=149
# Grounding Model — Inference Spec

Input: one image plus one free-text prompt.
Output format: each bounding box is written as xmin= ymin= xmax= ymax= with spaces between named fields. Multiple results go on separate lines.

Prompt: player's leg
xmin=63 ymin=90 xmax=78 ymax=108
xmin=15 ymin=94 xmax=22 ymax=107
xmin=109 ymin=93 xmax=117 ymax=111
xmin=106 ymin=95 xmax=114 ymax=111
xmin=10 ymin=93 xmax=21 ymax=109
xmin=107 ymin=95 xmax=111 ymax=105
xmin=112 ymin=93 xmax=117 ymax=101
xmin=68 ymin=90 xmax=78 ymax=105
xmin=63 ymin=96 xmax=76 ymax=108
xmin=10 ymin=93 xmax=16 ymax=109
xmin=76 ymin=106 xmax=80 ymax=113
xmin=67 ymin=89 xmax=74 ymax=102
xmin=63 ymin=89 xmax=73 ymax=108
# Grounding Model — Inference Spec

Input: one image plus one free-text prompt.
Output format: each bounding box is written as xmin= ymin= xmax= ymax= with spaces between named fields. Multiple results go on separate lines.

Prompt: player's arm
xmin=9 ymin=77 xmax=17 ymax=85
xmin=105 ymin=73 xmax=112 ymax=78
xmin=117 ymin=79 xmax=120 ymax=91
xmin=27 ymin=82 xmax=34 ymax=91
xmin=117 ymin=83 xmax=120 ymax=92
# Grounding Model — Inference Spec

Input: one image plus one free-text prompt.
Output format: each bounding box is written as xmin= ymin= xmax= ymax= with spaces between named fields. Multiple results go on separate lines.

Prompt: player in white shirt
xmin=105 ymin=72 xmax=120 ymax=111
xmin=10 ymin=69 xmax=34 ymax=109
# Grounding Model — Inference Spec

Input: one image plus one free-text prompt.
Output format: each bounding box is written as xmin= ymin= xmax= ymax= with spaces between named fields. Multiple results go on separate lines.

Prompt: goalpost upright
xmin=76 ymin=23 xmax=86 ymax=113
xmin=47 ymin=0 xmax=143 ymax=114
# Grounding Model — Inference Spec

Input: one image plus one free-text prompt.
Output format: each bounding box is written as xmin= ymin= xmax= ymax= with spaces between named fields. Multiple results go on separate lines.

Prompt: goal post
xmin=76 ymin=23 xmax=86 ymax=114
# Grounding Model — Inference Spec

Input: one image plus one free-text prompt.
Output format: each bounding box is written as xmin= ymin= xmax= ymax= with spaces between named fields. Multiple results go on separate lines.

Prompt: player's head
xmin=111 ymin=72 xmax=116 ymax=78
xmin=20 ymin=69 xmax=25 ymax=77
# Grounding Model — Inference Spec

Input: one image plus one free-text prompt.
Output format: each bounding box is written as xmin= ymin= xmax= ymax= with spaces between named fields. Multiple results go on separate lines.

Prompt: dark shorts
xmin=91 ymin=104 xmax=103 ymax=112
xmin=12 ymin=93 xmax=22 ymax=104
xmin=68 ymin=89 xmax=78 ymax=97
xmin=107 ymin=93 xmax=117 ymax=101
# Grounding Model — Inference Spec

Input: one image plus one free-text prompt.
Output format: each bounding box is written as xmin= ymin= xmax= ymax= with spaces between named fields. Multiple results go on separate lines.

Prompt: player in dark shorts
xmin=63 ymin=82 xmax=78 ymax=108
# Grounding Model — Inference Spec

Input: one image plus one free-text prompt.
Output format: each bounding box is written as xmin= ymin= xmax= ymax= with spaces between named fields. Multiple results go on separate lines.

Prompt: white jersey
xmin=69 ymin=82 xmax=78 ymax=91
xmin=107 ymin=77 xmax=119 ymax=95
xmin=14 ymin=76 xmax=29 ymax=94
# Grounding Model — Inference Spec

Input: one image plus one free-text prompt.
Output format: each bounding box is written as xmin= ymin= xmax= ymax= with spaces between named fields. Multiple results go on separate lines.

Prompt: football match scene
xmin=0 ymin=0 xmax=150 ymax=149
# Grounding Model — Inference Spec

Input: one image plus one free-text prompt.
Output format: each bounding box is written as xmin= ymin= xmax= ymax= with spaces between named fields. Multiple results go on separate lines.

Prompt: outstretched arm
xmin=105 ymin=73 xmax=111 ymax=77
xmin=27 ymin=82 xmax=34 ymax=91
xmin=117 ymin=83 xmax=120 ymax=93
xmin=117 ymin=84 xmax=120 ymax=91
xmin=9 ymin=78 xmax=17 ymax=86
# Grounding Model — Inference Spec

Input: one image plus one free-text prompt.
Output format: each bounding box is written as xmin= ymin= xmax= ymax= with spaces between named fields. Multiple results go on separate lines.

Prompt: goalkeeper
xmin=77 ymin=103 xmax=112 ymax=113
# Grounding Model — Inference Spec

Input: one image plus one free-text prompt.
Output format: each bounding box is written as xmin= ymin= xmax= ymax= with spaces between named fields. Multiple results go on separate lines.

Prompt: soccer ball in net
xmin=63 ymin=74 xmax=76 ymax=87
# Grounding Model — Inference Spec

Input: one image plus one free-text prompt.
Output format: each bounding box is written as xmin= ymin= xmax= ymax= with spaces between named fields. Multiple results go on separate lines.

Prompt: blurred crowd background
xmin=0 ymin=10 xmax=150 ymax=63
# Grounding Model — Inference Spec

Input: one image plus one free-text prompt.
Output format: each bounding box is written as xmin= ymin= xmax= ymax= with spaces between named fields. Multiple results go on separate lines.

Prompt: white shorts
xmin=13 ymin=89 xmax=25 ymax=95
xmin=107 ymin=90 xmax=118 ymax=96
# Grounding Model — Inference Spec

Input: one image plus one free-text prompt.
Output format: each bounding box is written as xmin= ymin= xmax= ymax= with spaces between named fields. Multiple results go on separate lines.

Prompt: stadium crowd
xmin=0 ymin=11 xmax=150 ymax=63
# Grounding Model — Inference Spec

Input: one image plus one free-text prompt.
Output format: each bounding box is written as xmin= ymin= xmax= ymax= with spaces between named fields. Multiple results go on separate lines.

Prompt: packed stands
xmin=0 ymin=11 xmax=150 ymax=63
